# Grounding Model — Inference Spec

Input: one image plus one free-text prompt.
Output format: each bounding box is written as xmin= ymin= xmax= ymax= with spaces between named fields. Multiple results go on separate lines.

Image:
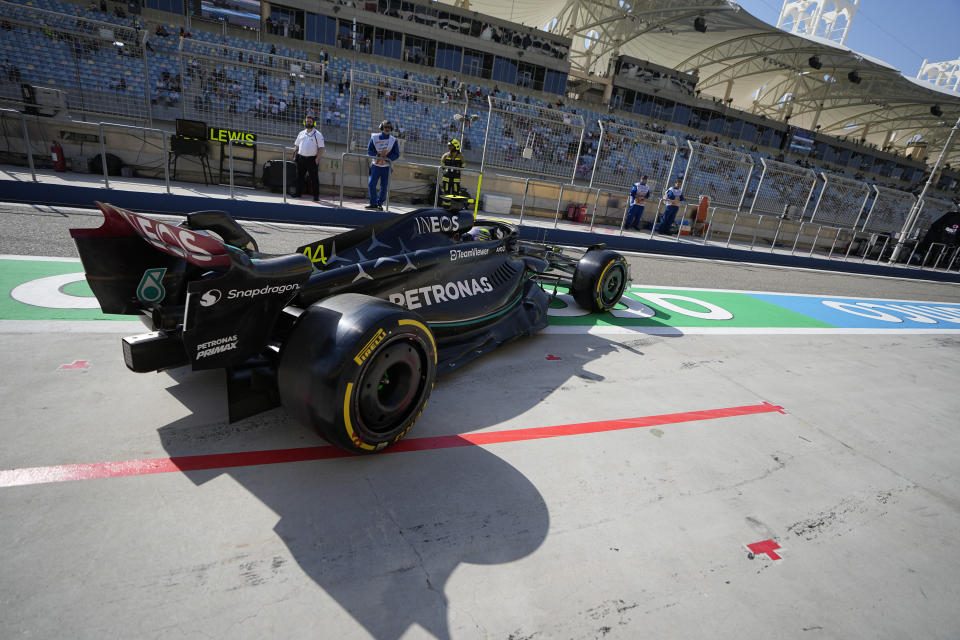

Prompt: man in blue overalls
xmin=657 ymin=178 xmax=684 ymax=233
xmin=365 ymin=119 xmax=400 ymax=210
xmin=625 ymin=174 xmax=650 ymax=231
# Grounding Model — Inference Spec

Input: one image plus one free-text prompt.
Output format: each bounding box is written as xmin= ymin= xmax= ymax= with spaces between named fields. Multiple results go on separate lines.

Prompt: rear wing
xmin=71 ymin=202 xmax=233 ymax=266
xmin=69 ymin=202 xmax=236 ymax=316
xmin=70 ymin=203 xmax=313 ymax=371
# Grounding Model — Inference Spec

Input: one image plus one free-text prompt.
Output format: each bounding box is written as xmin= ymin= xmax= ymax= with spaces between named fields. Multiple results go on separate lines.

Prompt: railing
xmin=2 ymin=113 xmax=959 ymax=274
xmin=0 ymin=108 xmax=35 ymax=181
xmin=98 ymin=123 xmax=170 ymax=193
xmin=227 ymin=138 xmax=294 ymax=202
xmin=337 ymin=152 xmax=447 ymax=211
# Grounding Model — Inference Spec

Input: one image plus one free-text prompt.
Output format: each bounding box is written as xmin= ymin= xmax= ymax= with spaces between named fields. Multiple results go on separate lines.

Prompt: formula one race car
xmin=71 ymin=203 xmax=629 ymax=453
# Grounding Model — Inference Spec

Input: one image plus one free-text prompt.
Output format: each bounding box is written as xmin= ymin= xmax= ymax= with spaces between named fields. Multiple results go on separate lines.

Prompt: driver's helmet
xmin=465 ymin=226 xmax=492 ymax=242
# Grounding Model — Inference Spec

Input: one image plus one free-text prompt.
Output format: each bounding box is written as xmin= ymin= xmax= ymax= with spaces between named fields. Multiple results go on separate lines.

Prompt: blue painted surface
xmin=748 ymin=293 xmax=960 ymax=329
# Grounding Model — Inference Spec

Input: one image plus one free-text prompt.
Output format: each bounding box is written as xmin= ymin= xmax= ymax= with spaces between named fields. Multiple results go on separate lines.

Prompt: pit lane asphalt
xmin=2 ymin=201 xmax=960 ymax=639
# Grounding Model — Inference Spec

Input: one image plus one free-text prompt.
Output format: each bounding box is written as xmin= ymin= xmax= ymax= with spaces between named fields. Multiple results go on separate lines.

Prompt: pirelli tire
xmin=277 ymin=293 xmax=437 ymax=454
xmin=571 ymin=249 xmax=630 ymax=312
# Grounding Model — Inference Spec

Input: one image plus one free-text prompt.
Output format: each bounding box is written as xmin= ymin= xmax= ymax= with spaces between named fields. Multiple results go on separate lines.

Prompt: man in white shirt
xmin=293 ymin=115 xmax=324 ymax=201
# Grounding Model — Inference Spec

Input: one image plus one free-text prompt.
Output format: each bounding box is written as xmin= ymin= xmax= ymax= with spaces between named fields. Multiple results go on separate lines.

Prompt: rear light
xmin=122 ymin=332 xmax=188 ymax=372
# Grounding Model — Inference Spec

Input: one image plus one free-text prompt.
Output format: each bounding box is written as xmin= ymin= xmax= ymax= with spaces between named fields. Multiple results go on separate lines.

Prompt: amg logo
xmin=196 ymin=334 xmax=238 ymax=359
xmin=354 ymin=328 xmax=386 ymax=365
xmin=388 ymin=277 xmax=493 ymax=310
xmin=414 ymin=216 xmax=460 ymax=234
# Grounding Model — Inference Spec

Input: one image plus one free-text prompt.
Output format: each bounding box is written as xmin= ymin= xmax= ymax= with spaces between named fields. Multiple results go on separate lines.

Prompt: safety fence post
xmin=1 ymin=108 xmax=38 ymax=182
xmin=98 ymin=123 xmax=109 ymax=189
xmin=553 ymin=183 xmax=566 ymax=229
xmin=518 ymin=178 xmax=530 ymax=225
xmin=700 ymin=207 xmax=717 ymax=245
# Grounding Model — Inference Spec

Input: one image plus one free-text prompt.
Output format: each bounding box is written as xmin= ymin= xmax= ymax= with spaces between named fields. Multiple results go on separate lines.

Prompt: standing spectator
xmin=365 ymin=119 xmax=399 ymax=210
xmin=293 ymin=115 xmax=324 ymax=201
xmin=657 ymin=179 xmax=684 ymax=234
xmin=625 ymin=175 xmax=650 ymax=231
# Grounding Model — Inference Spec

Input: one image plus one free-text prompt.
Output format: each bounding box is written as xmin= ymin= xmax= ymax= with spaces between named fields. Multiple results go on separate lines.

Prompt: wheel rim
xmin=600 ymin=263 xmax=625 ymax=306
xmin=357 ymin=340 xmax=425 ymax=433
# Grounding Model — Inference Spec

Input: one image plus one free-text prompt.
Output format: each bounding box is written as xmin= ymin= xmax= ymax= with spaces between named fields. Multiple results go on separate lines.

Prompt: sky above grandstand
xmin=733 ymin=0 xmax=960 ymax=78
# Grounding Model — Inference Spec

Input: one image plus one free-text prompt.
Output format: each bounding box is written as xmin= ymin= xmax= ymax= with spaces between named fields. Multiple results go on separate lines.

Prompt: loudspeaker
xmin=847 ymin=71 xmax=861 ymax=84
xmin=931 ymin=105 xmax=943 ymax=117
xmin=176 ymin=118 xmax=207 ymax=139
xmin=693 ymin=16 xmax=707 ymax=33
xmin=808 ymin=56 xmax=822 ymax=70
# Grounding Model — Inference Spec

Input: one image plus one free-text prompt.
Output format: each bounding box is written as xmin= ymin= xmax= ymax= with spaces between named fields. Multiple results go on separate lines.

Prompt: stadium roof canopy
xmin=450 ymin=0 xmax=960 ymax=161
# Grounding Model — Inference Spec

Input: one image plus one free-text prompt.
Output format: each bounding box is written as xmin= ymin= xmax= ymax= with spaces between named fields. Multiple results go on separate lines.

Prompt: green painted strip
xmin=0 ymin=259 xmax=128 ymax=321
xmin=548 ymin=287 xmax=834 ymax=328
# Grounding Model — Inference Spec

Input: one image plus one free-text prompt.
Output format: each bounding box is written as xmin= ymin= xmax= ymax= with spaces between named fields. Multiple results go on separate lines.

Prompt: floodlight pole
xmin=890 ymin=114 xmax=960 ymax=263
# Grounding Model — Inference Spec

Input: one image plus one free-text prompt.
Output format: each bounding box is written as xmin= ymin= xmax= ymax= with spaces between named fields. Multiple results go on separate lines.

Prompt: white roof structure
xmin=449 ymin=0 xmax=960 ymax=160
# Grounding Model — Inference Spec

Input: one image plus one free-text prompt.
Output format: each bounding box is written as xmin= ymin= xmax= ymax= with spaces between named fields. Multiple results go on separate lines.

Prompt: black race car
xmin=71 ymin=203 xmax=630 ymax=453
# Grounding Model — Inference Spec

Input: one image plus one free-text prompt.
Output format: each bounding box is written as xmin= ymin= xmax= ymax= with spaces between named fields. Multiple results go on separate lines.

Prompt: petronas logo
xmin=137 ymin=268 xmax=167 ymax=303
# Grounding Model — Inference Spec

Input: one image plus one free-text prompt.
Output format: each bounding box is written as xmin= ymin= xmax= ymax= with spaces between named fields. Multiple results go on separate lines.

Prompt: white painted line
xmin=0 ymin=255 xmax=82 ymax=262
xmin=629 ymin=285 xmax=960 ymax=306
xmin=11 ymin=273 xmax=97 ymax=308
xmin=0 ymin=320 xmax=144 ymax=333
xmin=542 ymin=325 xmax=960 ymax=336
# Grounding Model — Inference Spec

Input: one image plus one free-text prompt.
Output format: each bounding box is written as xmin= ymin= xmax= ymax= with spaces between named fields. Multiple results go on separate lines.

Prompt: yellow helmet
xmin=449 ymin=138 xmax=461 ymax=152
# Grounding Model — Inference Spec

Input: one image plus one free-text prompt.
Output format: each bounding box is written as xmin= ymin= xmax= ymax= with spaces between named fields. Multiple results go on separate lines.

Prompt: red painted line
xmin=0 ymin=401 xmax=784 ymax=488
xmin=747 ymin=539 xmax=783 ymax=561
xmin=58 ymin=360 xmax=90 ymax=370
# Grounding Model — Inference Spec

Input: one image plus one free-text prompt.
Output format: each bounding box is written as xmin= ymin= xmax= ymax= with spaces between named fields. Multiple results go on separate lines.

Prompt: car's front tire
xmin=278 ymin=294 xmax=437 ymax=453
xmin=571 ymin=249 xmax=629 ymax=312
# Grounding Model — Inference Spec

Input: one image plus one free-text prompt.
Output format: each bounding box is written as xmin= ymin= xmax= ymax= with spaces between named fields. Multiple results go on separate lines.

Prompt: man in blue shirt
xmin=625 ymin=175 xmax=650 ymax=231
xmin=366 ymin=120 xmax=400 ymax=210
xmin=657 ymin=178 xmax=685 ymax=234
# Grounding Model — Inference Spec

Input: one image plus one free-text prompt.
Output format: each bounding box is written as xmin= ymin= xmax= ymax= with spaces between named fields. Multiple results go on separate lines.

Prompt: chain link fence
xmin=481 ymin=96 xmax=584 ymax=181
xmin=679 ymin=141 xmax=753 ymax=210
xmin=860 ymin=185 xmax=916 ymax=235
xmin=588 ymin=120 xmax=678 ymax=197
xmin=747 ymin=157 xmax=817 ymax=217
xmin=176 ymin=38 xmax=326 ymax=141
xmin=346 ymin=69 xmax=467 ymax=159
xmin=0 ymin=0 xmax=149 ymax=121
xmin=809 ymin=172 xmax=871 ymax=228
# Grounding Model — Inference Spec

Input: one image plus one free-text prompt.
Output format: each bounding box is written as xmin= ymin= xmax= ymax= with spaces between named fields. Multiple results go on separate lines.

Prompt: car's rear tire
xmin=571 ymin=249 xmax=629 ymax=312
xmin=278 ymin=294 xmax=437 ymax=453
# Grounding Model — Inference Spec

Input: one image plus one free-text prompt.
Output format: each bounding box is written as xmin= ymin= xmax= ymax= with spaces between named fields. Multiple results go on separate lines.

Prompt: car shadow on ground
xmin=155 ymin=325 xmax=677 ymax=639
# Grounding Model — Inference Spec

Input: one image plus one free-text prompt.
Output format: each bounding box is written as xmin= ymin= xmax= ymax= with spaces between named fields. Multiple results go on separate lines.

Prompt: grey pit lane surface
xmin=1 ymin=204 xmax=960 ymax=639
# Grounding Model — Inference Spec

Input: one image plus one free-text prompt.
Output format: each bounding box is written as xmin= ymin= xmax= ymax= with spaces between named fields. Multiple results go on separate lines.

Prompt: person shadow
xmin=157 ymin=320 xmax=678 ymax=639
